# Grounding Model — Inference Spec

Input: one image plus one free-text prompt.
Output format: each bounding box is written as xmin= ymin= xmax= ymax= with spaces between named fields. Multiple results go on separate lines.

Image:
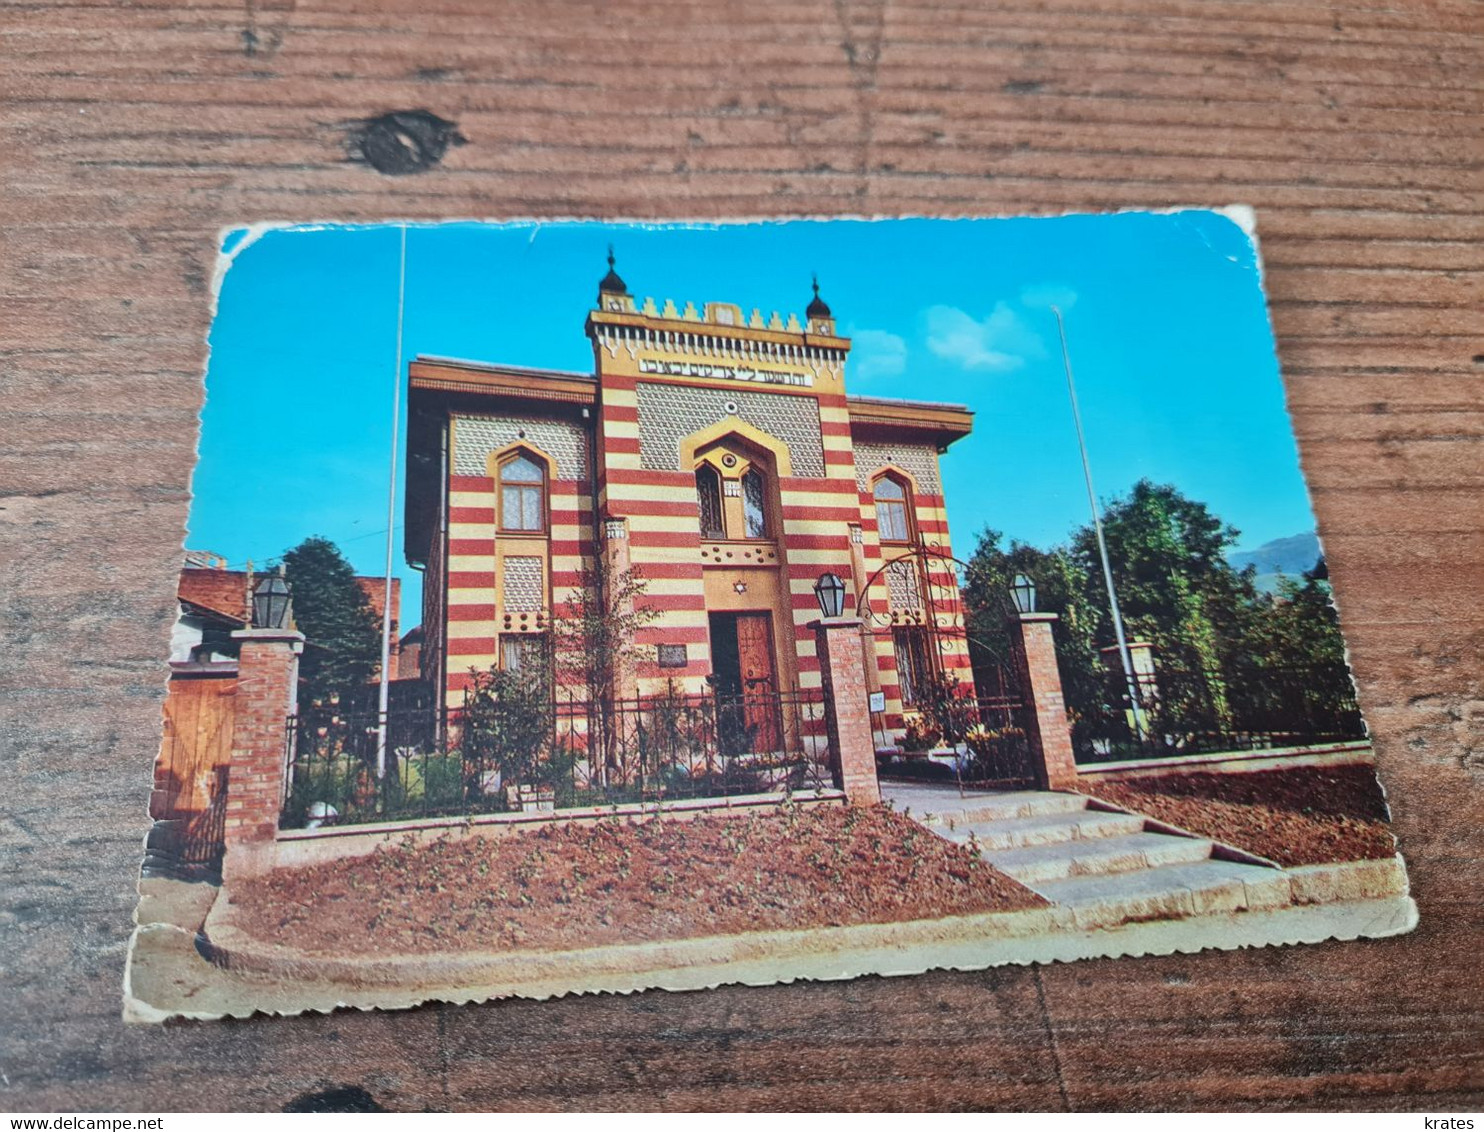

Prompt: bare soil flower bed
xmin=1089 ymin=764 xmax=1396 ymax=867
xmin=228 ymin=803 xmax=1045 ymax=956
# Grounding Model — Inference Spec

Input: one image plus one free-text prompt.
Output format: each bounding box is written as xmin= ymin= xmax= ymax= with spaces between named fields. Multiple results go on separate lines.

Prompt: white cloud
xmin=924 ymin=303 xmax=1046 ymax=372
xmin=1019 ymin=283 xmax=1078 ymax=312
xmin=849 ymin=328 xmax=908 ymax=380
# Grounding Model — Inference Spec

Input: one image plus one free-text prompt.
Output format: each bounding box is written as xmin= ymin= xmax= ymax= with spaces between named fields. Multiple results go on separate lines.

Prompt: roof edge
xmin=413 ymin=355 xmax=594 ymax=382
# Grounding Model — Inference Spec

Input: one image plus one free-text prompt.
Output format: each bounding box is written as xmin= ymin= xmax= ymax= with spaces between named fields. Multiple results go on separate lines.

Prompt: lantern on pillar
xmin=1010 ymin=572 xmax=1037 ymax=615
xmin=252 ymin=567 xmax=294 ymax=629
xmin=813 ymin=572 xmax=847 ymax=619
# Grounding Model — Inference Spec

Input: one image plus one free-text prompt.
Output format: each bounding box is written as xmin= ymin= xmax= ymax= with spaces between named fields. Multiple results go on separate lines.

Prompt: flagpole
xmin=376 ymin=224 xmax=408 ymax=780
xmin=1051 ymin=304 xmax=1145 ymax=741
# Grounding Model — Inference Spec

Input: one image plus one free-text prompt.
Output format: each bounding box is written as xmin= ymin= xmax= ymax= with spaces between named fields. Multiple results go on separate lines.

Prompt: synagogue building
xmin=404 ymin=256 xmax=975 ymax=739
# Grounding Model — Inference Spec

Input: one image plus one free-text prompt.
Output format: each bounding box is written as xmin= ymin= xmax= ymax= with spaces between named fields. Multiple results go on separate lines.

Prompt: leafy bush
xmin=416 ymin=753 xmax=469 ymax=812
xmin=638 ymin=682 xmax=717 ymax=779
xmin=962 ymin=723 xmax=1030 ymax=782
xmin=912 ymin=672 xmax=980 ymax=747
xmin=460 ymin=661 xmax=552 ymax=790
xmin=900 ymin=717 xmax=941 ymax=753
xmin=281 ymin=757 xmax=370 ymax=828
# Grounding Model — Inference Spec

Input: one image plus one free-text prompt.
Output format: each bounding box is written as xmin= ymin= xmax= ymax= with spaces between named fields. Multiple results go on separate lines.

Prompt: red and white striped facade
xmin=403 ymin=273 xmax=975 ymax=736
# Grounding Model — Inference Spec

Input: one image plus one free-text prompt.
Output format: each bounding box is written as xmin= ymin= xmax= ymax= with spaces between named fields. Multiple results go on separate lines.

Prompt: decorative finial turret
xmin=598 ymin=245 xmax=628 ymax=296
xmin=806 ymin=273 xmax=832 ymax=321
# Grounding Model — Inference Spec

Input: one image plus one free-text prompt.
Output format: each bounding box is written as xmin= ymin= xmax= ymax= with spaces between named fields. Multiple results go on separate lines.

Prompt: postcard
xmin=125 ymin=213 xmax=1415 ymax=1022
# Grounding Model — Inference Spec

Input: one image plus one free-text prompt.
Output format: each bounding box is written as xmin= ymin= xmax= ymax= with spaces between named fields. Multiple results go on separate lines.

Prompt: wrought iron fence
xmin=279 ymin=685 xmax=831 ymax=830
xmin=1074 ymin=661 xmax=1367 ymax=764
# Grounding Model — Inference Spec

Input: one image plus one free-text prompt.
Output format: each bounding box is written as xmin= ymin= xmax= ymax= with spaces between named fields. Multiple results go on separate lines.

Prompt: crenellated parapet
xmin=588 ymin=317 xmax=847 ymax=388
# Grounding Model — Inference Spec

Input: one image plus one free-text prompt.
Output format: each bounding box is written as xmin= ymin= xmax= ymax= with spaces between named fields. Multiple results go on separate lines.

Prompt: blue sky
xmin=194 ymin=213 xmax=1316 ymax=624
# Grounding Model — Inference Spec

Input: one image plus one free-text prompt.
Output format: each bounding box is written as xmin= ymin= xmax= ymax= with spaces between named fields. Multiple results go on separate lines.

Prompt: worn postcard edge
xmin=127 ymin=206 xmax=1415 ymax=1024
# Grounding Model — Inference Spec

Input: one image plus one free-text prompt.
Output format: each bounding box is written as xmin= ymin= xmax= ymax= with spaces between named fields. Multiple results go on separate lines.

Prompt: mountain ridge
xmin=1228 ymin=531 xmax=1322 ymax=589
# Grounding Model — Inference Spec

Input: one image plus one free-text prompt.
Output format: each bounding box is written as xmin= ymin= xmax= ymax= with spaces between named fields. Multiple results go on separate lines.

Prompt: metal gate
xmin=947 ymin=682 xmax=1041 ymax=791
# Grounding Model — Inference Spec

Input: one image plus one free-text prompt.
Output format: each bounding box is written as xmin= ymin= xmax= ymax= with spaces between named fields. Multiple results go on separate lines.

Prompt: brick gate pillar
xmin=812 ymin=616 xmax=880 ymax=806
xmin=221 ymin=627 xmax=304 ymax=884
xmin=1011 ymin=612 xmax=1079 ymax=791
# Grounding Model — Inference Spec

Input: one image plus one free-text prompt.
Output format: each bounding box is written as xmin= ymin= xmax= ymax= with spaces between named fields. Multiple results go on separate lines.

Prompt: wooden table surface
xmin=3 ymin=0 xmax=1481 ymax=1111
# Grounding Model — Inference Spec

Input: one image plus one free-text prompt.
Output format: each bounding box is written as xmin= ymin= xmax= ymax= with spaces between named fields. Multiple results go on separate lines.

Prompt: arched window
xmin=741 ymin=468 xmax=768 ymax=539
xmin=499 ymin=452 xmax=546 ymax=532
xmin=696 ymin=464 xmax=725 ymax=540
xmin=873 ymin=475 xmax=912 ymax=542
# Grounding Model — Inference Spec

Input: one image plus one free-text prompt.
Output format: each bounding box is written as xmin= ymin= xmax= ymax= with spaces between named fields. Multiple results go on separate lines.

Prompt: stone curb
xmin=200 ymin=895 xmax=1067 ymax=990
xmin=194 ymin=855 xmax=1414 ymax=1011
xmin=1073 ymin=742 xmax=1374 ymax=780
xmin=1287 ymin=855 xmax=1411 ymax=904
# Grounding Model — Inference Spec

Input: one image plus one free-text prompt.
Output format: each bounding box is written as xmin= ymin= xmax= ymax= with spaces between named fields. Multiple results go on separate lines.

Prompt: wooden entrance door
xmin=709 ymin=611 xmax=782 ymax=754
xmin=734 ymin=612 xmax=781 ymax=751
xmin=156 ymin=673 xmax=236 ymax=818
xmin=154 ymin=671 xmax=236 ymax=869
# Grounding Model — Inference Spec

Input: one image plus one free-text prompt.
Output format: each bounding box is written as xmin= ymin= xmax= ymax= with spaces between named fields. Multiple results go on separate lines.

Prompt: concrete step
xmin=958 ymin=790 xmax=1091 ymax=824
xmin=909 ymin=790 xmax=1089 ymax=828
xmin=940 ymin=808 xmax=1148 ymax=852
xmin=1032 ymin=859 xmax=1294 ymax=929
xmin=983 ymin=830 xmax=1216 ymax=884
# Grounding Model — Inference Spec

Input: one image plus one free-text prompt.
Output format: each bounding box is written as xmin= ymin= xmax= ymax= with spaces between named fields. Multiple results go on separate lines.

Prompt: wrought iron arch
xmin=858 ymin=543 xmax=1042 ymax=791
xmin=854 ymin=543 xmax=1022 ymax=697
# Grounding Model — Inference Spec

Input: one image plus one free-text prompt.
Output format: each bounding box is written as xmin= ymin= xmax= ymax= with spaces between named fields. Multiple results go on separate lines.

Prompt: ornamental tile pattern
xmin=502 ymin=556 xmax=545 ymax=612
xmin=454 ymin=415 xmax=590 ymax=482
xmin=852 ymin=440 xmax=941 ymax=493
xmin=635 ymin=382 xmax=826 ymax=477
xmin=886 ymin=559 xmax=922 ymax=611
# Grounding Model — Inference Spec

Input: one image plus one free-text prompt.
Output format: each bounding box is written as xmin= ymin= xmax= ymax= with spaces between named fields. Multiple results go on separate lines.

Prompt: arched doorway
xmin=688 ymin=430 xmax=792 ymax=753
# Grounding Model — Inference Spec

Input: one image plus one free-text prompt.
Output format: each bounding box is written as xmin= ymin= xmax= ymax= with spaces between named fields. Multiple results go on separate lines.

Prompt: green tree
xmin=1242 ymin=557 xmax=1347 ymax=670
xmin=460 ymin=660 xmax=556 ymax=800
xmin=550 ymin=557 xmax=661 ymax=704
xmin=1225 ymin=556 xmax=1358 ymax=735
xmin=965 ymin=484 xmax=1360 ymax=755
xmin=549 ymin=556 xmax=661 ymax=785
xmin=1070 ymin=480 xmax=1256 ymax=669
xmin=281 ymin=536 xmax=382 ymax=708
